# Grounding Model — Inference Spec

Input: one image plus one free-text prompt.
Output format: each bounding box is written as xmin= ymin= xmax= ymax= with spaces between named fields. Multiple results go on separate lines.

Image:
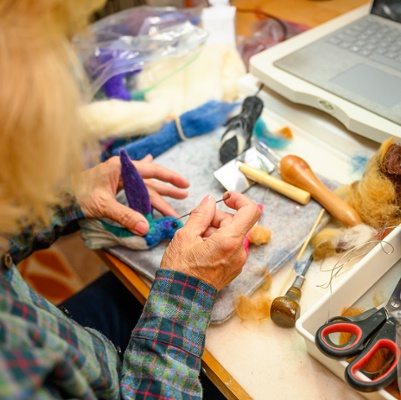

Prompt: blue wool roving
xmin=109 ymin=100 xmax=238 ymax=160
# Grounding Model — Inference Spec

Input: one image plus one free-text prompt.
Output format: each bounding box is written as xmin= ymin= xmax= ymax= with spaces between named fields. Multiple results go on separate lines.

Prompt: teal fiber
xmin=253 ymin=118 xmax=269 ymax=138
xmin=263 ymin=135 xmax=291 ymax=150
xmin=100 ymin=220 xmax=134 ymax=238
xmin=130 ymin=91 xmax=146 ymax=101
xmin=253 ymin=118 xmax=290 ymax=149
xmin=351 ymin=154 xmax=369 ymax=175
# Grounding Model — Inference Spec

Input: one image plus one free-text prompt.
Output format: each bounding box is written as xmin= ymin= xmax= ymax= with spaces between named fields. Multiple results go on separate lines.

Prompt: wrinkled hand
xmin=75 ymin=154 xmax=189 ymax=235
xmin=161 ymin=191 xmax=262 ymax=291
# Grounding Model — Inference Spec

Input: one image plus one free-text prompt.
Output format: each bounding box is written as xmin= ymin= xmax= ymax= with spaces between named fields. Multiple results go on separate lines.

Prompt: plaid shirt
xmin=0 ymin=199 xmax=217 ymax=399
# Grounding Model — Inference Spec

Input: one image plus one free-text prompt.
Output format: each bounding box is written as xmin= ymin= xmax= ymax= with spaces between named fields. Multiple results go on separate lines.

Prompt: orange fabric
xmin=18 ymin=233 xmax=105 ymax=304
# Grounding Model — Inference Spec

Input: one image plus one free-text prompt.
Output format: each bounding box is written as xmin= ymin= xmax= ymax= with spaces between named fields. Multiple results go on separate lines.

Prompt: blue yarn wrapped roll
xmin=109 ymin=100 xmax=238 ymax=160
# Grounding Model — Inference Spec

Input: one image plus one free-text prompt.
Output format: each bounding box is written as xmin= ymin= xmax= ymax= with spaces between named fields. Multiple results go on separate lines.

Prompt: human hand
xmin=75 ymin=154 xmax=189 ymax=235
xmin=160 ymin=191 xmax=262 ymax=291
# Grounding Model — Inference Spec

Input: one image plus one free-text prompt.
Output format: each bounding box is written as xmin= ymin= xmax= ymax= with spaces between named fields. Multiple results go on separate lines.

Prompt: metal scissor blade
xmin=385 ymin=277 xmax=401 ymax=321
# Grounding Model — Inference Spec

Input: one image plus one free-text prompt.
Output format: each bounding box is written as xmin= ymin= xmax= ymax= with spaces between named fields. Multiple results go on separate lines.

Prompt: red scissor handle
xmin=345 ymin=318 xmax=399 ymax=392
xmin=315 ymin=309 xmax=387 ymax=358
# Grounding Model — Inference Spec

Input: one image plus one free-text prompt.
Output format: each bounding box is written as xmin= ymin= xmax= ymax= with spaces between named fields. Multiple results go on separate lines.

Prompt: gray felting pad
xmin=107 ymin=128 xmax=332 ymax=324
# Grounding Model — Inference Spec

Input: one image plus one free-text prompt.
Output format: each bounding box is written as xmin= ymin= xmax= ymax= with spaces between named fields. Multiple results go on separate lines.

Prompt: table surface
xmin=232 ymin=0 xmax=369 ymax=36
xmin=100 ymin=1 xmax=390 ymax=399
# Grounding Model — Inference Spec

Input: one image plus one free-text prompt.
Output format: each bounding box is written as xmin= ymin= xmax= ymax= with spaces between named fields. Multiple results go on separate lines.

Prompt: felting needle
xmin=278 ymin=208 xmax=326 ymax=295
xmin=178 ymin=193 xmax=231 ymax=219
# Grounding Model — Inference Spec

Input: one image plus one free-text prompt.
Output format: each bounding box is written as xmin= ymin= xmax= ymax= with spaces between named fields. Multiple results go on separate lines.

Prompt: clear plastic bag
xmin=237 ymin=17 xmax=308 ymax=71
xmin=73 ymin=6 xmax=208 ymax=99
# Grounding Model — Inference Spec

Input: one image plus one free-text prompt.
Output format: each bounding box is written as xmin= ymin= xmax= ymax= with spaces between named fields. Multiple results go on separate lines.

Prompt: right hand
xmin=160 ymin=191 xmax=262 ymax=291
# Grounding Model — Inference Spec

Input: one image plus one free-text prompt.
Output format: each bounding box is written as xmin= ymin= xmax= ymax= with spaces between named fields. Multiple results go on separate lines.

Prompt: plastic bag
xmin=73 ymin=6 xmax=208 ymax=99
xmin=238 ymin=17 xmax=308 ymax=70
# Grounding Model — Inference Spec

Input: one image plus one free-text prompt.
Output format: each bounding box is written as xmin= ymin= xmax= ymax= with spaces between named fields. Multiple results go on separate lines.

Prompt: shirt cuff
xmin=7 ymin=196 xmax=85 ymax=264
xmin=133 ymin=269 xmax=217 ymax=358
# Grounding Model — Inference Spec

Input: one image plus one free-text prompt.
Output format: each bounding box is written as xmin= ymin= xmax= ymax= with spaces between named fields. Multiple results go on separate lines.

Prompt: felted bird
xmin=219 ymin=96 xmax=264 ymax=165
xmin=79 ymin=149 xmax=183 ymax=250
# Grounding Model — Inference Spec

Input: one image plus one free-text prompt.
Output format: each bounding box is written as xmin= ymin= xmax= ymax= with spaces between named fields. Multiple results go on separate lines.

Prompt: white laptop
xmin=249 ymin=1 xmax=401 ymax=143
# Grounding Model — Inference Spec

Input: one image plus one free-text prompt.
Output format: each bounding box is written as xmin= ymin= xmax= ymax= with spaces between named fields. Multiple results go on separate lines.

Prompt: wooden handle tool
xmin=237 ymin=161 xmax=311 ymax=205
xmin=279 ymin=155 xmax=362 ymax=227
xmin=270 ymin=254 xmax=314 ymax=328
xmin=271 ymin=210 xmax=324 ymax=328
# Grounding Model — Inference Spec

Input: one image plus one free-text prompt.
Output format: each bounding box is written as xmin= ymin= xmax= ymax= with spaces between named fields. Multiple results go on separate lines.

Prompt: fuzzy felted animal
xmin=80 ymin=149 xmax=183 ymax=250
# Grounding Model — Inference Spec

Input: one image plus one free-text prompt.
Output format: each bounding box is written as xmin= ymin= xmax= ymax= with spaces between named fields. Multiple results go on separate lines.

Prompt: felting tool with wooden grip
xmin=236 ymin=161 xmax=311 ymax=205
xmin=214 ymin=145 xmax=312 ymax=204
xmin=279 ymin=155 xmax=362 ymax=227
xmin=271 ymin=209 xmax=324 ymax=328
xmin=270 ymin=254 xmax=314 ymax=328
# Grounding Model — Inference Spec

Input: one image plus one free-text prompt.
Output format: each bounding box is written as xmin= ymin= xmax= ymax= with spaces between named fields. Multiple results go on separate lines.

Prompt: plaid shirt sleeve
xmin=7 ymin=195 xmax=84 ymax=265
xmin=0 ymin=263 xmax=217 ymax=399
xmin=121 ymin=268 xmax=217 ymax=400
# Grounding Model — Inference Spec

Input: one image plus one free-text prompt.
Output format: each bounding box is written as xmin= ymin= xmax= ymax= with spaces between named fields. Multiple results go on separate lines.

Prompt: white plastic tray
xmin=296 ymin=225 xmax=401 ymax=400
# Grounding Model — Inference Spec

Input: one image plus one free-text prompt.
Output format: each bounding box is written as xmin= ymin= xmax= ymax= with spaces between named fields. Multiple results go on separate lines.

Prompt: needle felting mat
xmin=107 ymin=129 xmax=334 ymax=324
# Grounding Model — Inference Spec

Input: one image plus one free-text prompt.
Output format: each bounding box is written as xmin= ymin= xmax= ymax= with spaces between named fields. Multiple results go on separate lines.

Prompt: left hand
xmin=75 ymin=154 xmax=189 ymax=235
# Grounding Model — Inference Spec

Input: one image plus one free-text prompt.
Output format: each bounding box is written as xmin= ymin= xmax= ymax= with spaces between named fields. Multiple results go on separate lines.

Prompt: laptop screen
xmin=372 ymin=0 xmax=401 ymax=22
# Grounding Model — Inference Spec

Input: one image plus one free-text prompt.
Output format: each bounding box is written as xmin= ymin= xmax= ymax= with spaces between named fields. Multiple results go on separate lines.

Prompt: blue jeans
xmin=60 ymin=271 xmax=142 ymax=353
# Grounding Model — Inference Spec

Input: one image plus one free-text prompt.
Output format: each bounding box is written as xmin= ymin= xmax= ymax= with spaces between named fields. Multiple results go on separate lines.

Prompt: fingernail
xmin=134 ymin=221 xmax=148 ymax=235
xmin=200 ymin=194 xmax=213 ymax=205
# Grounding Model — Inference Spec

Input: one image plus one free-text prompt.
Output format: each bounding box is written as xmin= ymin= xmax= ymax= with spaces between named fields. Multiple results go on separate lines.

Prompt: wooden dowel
xmin=279 ymin=208 xmax=325 ymax=295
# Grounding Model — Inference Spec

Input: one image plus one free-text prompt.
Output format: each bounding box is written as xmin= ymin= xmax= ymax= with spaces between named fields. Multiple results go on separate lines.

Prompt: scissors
xmin=315 ymin=277 xmax=401 ymax=393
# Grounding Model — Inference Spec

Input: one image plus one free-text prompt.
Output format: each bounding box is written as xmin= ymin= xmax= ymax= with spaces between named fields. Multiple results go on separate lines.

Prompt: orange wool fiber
xmin=234 ymin=273 xmax=272 ymax=322
xmin=343 ymin=137 xmax=401 ymax=229
xmin=275 ymin=126 xmax=293 ymax=140
xmin=311 ymin=224 xmax=377 ymax=261
xmin=248 ymin=225 xmax=271 ymax=246
xmin=311 ymin=228 xmax=342 ymax=261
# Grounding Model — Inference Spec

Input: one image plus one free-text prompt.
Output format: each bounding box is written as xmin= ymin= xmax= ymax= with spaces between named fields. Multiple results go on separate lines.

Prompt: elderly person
xmin=0 ymin=0 xmax=261 ymax=399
